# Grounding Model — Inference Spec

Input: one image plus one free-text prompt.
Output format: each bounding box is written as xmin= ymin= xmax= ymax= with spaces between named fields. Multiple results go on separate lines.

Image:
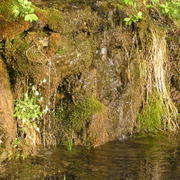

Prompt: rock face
xmin=0 ymin=58 xmax=16 ymax=146
xmin=0 ymin=0 xmax=179 ymax=151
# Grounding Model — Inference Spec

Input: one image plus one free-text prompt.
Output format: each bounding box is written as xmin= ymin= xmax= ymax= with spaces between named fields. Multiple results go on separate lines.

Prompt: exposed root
xmin=145 ymin=29 xmax=179 ymax=131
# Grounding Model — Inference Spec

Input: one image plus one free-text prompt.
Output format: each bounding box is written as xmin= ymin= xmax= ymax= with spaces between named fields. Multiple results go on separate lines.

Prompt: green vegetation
xmin=12 ymin=0 xmax=38 ymax=22
xmin=56 ymin=97 xmax=105 ymax=150
xmin=56 ymin=49 xmax=65 ymax=56
xmin=14 ymin=85 xmax=45 ymax=134
xmin=124 ymin=11 xmax=143 ymax=25
xmin=159 ymin=1 xmax=180 ymax=19
xmin=7 ymin=138 xmax=28 ymax=160
xmin=112 ymin=0 xmax=180 ymax=25
xmin=137 ymin=92 xmax=165 ymax=133
xmin=145 ymin=0 xmax=180 ymax=19
xmin=56 ymin=97 xmax=105 ymax=132
xmin=122 ymin=0 xmax=136 ymax=7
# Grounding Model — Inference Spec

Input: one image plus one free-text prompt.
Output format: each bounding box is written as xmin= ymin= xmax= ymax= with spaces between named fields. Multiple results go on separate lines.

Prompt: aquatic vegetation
xmin=12 ymin=0 xmax=38 ymax=22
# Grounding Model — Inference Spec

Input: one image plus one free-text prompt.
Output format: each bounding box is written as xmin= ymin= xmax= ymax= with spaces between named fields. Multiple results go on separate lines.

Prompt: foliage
xmin=6 ymin=138 xmax=28 ymax=160
xmin=56 ymin=49 xmax=65 ymax=56
xmin=124 ymin=11 xmax=143 ymax=25
xmin=159 ymin=1 xmax=180 ymax=19
xmin=145 ymin=0 xmax=180 ymax=20
xmin=137 ymin=92 xmax=165 ymax=133
xmin=14 ymin=85 xmax=45 ymax=134
xmin=12 ymin=0 xmax=38 ymax=22
xmin=122 ymin=0 xmax=136 ymax=7
xmin=64 ymin=132 xmax=74 ymax=151
xmin=113 ymin=0 xmax=180 ymax=26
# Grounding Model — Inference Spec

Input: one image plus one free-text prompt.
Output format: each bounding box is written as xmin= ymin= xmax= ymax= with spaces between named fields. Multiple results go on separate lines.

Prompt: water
xmin=0 ymin=136 xmax=180 ymax=180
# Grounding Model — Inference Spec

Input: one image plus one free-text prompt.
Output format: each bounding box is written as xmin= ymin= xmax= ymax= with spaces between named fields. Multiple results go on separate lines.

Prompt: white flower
xmin=39 ymin=97 xmax=44 ymax=101
xmin=32 ymin=86 xmax=36 ymax=91
xmin=0 ymin=139 xmax=3 ymax=144
xmin=22 ymin=119 xmax=26 ymax=123
xmin=35 ymin=127 xmax=40 ymax=132
xmin=35 ymin=91 xmax=39 ymax=96
xmin=42 ymin=78 xmax=47 ymax=83
xmin=43 ymin=106 xmax=49 ymax=114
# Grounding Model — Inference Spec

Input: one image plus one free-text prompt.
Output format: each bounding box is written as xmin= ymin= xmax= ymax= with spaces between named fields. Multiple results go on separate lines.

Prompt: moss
xmin=137 ymin=92 xmax=165 ymax=133
xmin=70 ymin=97 xmax=105 ymax=131
xmin=5 ymin=36 xmax=30 ymax=73
xmin=0 ymin=0 xmax=31 ymax=40
xmin=56 ymin=97 xmax=105 ymax=132
xmin=35 ymin=7 xmax=63 ymax=32
xmin=0 ymin=0 xmax=15 ymax=21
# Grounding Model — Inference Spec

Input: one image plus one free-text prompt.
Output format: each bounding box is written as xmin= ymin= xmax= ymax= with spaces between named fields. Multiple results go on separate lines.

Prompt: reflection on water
xmin=0 ymin=136 xmax=180 ymax=180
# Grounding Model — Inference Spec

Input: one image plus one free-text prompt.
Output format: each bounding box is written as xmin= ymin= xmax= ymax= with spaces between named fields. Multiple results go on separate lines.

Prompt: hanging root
xmin=146 ymin=29 xmax=179 ymax=131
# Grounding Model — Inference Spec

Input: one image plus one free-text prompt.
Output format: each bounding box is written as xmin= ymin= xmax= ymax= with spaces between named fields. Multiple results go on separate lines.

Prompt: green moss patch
xmin=137 ymin=92 xmax=165 ymax=133
xmin=56 ymin=97 xmax=105 ymax=132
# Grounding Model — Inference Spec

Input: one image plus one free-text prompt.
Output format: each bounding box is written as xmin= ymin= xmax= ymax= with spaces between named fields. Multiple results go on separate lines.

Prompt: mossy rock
xmin=35 ymin=7 xmax=63 ymax=32
xmin=0 ymin=0 xmax=31 ymax=40
xmin=5 ymin=36 xmax=31 ymax=74
xmin=56 ymin=97 xmax=105 ymax=132
xmin=137 ymin=92 xmax=165 ymax=133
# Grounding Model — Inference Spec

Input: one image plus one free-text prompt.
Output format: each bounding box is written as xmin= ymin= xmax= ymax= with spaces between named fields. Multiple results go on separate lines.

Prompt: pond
xmin=0 ymin=135 xmax=180 ymax=179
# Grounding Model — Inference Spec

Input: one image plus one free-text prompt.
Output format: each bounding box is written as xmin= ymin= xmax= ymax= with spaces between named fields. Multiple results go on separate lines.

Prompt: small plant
xmin=7 ymin=138 xmax=28 ymax=160
xmin=12 ymin=0 xmax=38 ymax=22
xmin=124 ymin=11 xmax=143 ymax=25
xmin=56 ymin=49 xmax=65 ymax=56
xmin=14 ymin=85 xmax=46 ymax=134
xmin=122 ymin=0 xmax=136 ymax=7
xmin=145 ymin=0 xmax=180 ymax=20
xmin=159 ymin=1 xmax=180 ymax=19
xmin=12 ymin=138 xmax=21 ymax=148
xmin=64 ymin=132 xmax=74 ymax=151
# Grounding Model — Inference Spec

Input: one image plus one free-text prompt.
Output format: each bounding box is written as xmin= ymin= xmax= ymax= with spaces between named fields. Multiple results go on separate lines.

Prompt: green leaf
xmin=124 ymin=17 xmax=131 ymax=22
xmin=12 ymin=6 xmax=20 ymax=18
xmin=24 ymin=14 xmax=38 ymax=22
xmin=137 ymin=11 xmax=143 ymax=17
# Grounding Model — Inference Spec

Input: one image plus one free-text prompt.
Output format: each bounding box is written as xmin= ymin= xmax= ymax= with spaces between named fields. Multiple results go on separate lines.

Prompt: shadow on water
xmin=0 ymin=136 xmax=180 ymax=180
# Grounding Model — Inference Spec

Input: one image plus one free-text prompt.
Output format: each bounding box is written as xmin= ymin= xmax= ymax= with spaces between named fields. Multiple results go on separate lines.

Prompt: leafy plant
xmin=12 ymin=138 xmax=21 ymax=148
xmin=124 ymin=11 xmax=143 ymax=25
xmin=122 ymin=0 xmax=136 ymax=7
xmin=56 ymin=49 xmax=65 ymax=56
xmin=7 ymin=138 xmax=28 ymax=160
xmin=64 ymin=132 xmax=74 ymax=151
xmin=12 ymin=0 xmax=38 ymax=22
xmin=145 ymin=0 xmax=180 ymax=20
xmin=14 ymin=85 xmax=45 ymax=134
xmin=159 ymin=1 xmax=180 ymax=19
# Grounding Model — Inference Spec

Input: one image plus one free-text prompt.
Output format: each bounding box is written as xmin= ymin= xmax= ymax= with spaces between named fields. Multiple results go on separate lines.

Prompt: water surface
xmin=0 ymin=135 xmax=180 ymax=180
